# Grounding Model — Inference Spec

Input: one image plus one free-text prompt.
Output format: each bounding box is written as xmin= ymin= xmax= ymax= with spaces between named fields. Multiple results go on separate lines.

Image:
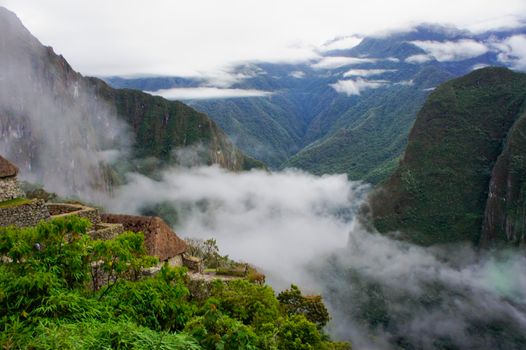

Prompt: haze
xmin=1 ymin=0 xmax=525 ymax=77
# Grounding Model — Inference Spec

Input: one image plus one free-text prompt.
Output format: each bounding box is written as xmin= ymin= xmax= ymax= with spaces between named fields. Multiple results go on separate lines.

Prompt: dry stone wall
xmin=0 ymin=199 xmax=50 ymax=227
xmin=0 ymin=177 xmax=25 ymax=202
xmin=46 ymin=203 xmax=101 ymax=225
xmin=89 ymin=223 xmax=124 ymax=240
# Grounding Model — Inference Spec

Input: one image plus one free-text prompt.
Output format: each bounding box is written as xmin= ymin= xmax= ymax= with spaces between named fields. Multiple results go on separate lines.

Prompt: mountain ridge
xmin=370 ymin=67 xmax=526 ymax=245
xmin=106 ymin=23 xmax=526 ymax=182
xmin=0 ymin=6 xmax=263 ymax=199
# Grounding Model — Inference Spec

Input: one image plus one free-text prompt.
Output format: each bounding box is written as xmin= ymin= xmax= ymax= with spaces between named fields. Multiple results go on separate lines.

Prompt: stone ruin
xmin=0 ymin=155 xmax=50 ymax=227
xmin=0 ymin=155 xmax=25 ymax=201
xmin=0 ymin=154 xmax=199 ymax=271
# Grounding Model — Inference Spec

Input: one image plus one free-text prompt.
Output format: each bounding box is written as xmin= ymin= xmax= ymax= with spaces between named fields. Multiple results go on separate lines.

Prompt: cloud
xmin=104 ymin=164 xmax=526 ymax=349
xmin=411 ymin=39 xmax=489 ymax=61
xmin=343 ymin=68 xmax=397 ymax=77
xmin=147 ymin=87 xmax=272 ymax=100
xmin=405 ymin=53 xmax=434 ymax=63
xmin=395 ymin=79 xmax=414 ymax=86
xmin=330 ymin=78 xmax=388 ymax=96
xmin=200 ymin=64 xmax=266 ymax=88
xmin=0 ymin=28 xmax=130 ymax=201
xmin=312 ymin=56 xmax=377 ymax=69
xmin=107 ymin=166 xmax=369 ymax=287
xmin=495 ymin=35 xmax=526 ymax=71
xmin=1 ymin=0 xmax=525 ymax=76
xmin=471 ymin=63 xmax=490 ymax=70
xmin=316 ymin=225 xmax=526 ymax=349
xmin=289 ymin=70 xmax=306 ymax=78
xmin=321 ymin=36 xmax=363 ymax=51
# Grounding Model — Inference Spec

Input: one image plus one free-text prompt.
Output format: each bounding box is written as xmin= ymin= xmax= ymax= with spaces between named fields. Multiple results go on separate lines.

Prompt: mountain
xmin=0 ymin=7 xmax=262 ymax=198
xmin=369 ymin=67 xmax=526 ymax=245
xmin=105 ymin=24 xmax=526 ymax=182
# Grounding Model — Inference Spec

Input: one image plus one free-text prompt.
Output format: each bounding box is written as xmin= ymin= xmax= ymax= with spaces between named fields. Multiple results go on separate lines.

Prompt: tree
xmin=278 ymin=285 xmax=330 ymax=329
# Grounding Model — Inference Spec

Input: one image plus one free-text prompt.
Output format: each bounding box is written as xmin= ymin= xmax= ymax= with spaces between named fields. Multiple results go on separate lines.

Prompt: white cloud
xmin=395 ymin=79 xmax=414 ymax=86
xmin=495 ymin=35 xmax=526 ymax=71
xmin=105 ymin=164 xmax=526 ymax=349
xmin=312 ymin=56 xmax=377 ymax=69
xmin=289 ymin=70 xmax=306 ymax=78
xmin=147 ymin=87 xmax=272 ymax=100
xmin=405 ymin=54 xmax=434 ymax=63
xmin=330 ymin=78 xmax=388 ymax=96
xmin=108 ymin=166 xmax=368 ymax=288
xmin=321 ymin=36 xmax=363 ymax=51
xmin=1 ymin=0 xmax=525 ymax=76
xmin=343 ymin=68 xmax=397 ymax=77
xmin=200 ymin=64 xmax=266 ymax=88
xmin=471 ymin=63 xmax=490 ymax=71
xmin=411 ymin=39 xmax=489 ymax=61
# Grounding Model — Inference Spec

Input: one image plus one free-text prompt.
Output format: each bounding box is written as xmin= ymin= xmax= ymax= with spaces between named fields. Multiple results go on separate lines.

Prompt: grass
xmin=0 ymin=197 xmax=32 ymax=209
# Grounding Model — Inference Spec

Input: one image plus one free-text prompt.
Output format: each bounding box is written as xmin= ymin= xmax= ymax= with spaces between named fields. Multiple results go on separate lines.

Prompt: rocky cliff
xmin=0 ymin=7 xmax=262 ymax=199
xmin=370 ymin=67 xmax=526 ymax=245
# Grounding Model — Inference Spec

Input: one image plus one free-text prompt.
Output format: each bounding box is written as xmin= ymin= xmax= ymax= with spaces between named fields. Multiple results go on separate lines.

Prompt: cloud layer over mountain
xmin=2 ymin=0 xmax=525 ymax=77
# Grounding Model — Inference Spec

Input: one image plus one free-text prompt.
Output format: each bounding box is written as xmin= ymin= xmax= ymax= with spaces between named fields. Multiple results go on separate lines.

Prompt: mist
xmin=107 ymin=166 xmax=369 ymax=288
xmin=106 ymin=165 xmax=526 ymax=349
xmin=0 ymin=10 xmax=130 ymax=201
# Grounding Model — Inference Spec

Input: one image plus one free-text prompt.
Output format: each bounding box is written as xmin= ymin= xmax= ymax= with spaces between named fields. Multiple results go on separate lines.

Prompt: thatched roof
xmin=0 ymin=155 xmax=18 ymax=178
xmin=100 ymin=214 xmax=188 ymax=261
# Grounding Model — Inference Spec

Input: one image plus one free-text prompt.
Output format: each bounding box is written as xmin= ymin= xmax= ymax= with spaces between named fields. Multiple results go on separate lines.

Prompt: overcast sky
xmin=1 ymin=0 xmax=525 ymax=77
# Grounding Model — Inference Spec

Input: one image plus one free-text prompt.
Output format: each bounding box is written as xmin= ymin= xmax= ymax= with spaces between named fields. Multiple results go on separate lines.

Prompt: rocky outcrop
xmin=100 ymin=214 xmax=188 ymax=262
xmin=481 ymin=111 xmax=526 ymax=245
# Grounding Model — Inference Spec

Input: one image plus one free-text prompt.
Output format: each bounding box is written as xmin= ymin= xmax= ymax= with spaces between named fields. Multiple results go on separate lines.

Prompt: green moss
xmin=0 ymin=197 xmax=31 ymax=208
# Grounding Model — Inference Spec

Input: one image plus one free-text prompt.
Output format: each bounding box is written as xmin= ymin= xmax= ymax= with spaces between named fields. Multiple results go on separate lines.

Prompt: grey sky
xmin=1 ymin=0 xmax=525 ymax=77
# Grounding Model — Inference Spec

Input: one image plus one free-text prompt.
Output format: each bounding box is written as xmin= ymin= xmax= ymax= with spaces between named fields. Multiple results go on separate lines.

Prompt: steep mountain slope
xmin=107 ymin=25 xmax=526 ymax=181
xmin=0 ymin=7 xmax=261 ymax=198
xmin=370 ymin=67 xmax=526 ymax=245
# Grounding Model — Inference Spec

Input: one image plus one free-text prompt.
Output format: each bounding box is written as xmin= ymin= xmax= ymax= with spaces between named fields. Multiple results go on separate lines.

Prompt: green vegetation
xmin=284 ymin=66 xmax=452 ymax=183
xmin=0 ymin=216 xmax=350 ymax=349
xmin=88 ymin=78 xmax=265 ymax=176
xmin=0 ymin=197 xmax=32 ymax=208
xmin=371 ymin=67 xmax=526 ymax=245
xmin=185 ymin=238 xmax=266 ymax=283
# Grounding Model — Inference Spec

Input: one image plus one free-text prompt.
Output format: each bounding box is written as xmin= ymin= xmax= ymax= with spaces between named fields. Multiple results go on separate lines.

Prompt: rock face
xmin=370 ymin=68 xmax=526 ymax=245
xmin=0 ymin=6 xmax=263 ymax=200
xmin=100 ymin=214 xmax=188 ymax=262
xmin=481 ymin=111 xmax=526 ymax=244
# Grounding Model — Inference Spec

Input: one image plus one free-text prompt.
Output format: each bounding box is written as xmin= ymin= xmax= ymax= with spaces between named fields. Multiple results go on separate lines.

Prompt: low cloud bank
xmin=316 ymin=227 xmax=526 ymax=349
xmin=343 ymin=69 xmax=397 ymax=77
xmin=107 ymin=166 xmax=368 ymax=287
xmin=106 ymin=165 xmax=526 ymax=349
xmin=147 ymin=87 xmax=272 ymax=100
xmin=411 ymin=39 xmax=489 ymax=61
xmin=330 ymin=78 xmax=388 ymax=96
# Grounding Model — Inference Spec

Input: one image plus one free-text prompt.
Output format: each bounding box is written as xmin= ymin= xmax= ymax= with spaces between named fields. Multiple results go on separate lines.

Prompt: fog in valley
xmin=107 ymin=165 xmax=526 ymax=349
